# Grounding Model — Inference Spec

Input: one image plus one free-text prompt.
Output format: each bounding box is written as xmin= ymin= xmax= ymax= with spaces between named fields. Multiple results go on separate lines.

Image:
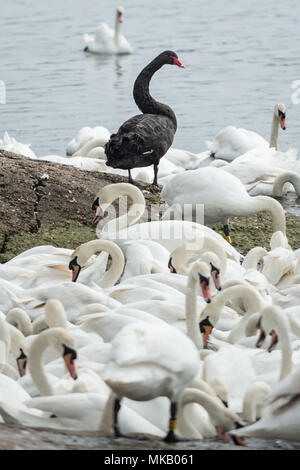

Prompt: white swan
xmin=273 ymin=170 xmax=300 ymax=198
xmin=66 ymin=126 xmax=110 ymax=156
xmin=232 ymin=343 xmax=300 ymax=440
xmin=0 ymin=312 xmax=28 ymax=379
xmin=69 ymin=239 xmax=125 ymax=287
xmin=161 ymin=166 xmax=286 ymax=243
xmin=0 ymin=278 xmax=120 ymax=323
xmin=199 ymin=284 xmax=266 ymax=347
xmin=102 ymin=320 xmax=199 ymax=441
xmin=77 ymin=261 xmax=213 ymax=343
xmin=0 ymin=131 xmax=37 ymax=159
xmin=92 ymin=182 xmax=241 ymax=261
xmin=242 ymin=381 xmax=272 ymax=423
xmin=205 ymin=104 xmax=286 ymax=161
xmin=27 ymin=327 xmax=78 ymax=396
xmin=83 ymin=6 xmax=133 ymax=55
xmin=222 ymin=148 xmax=300 ymax=197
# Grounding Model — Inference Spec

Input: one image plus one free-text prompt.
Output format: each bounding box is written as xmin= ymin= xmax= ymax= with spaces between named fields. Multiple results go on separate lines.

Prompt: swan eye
xmin=199 ymin=273 xmax=209 ymax=286
xmin=62 ymin=344 xmax=77 ymax=361
xmin=210 ymin=263 xmax=220 ymax=276
xmin=92 ymin=197 xmax=100 ymax=211
xmin=199 ymin=316 xmax=213 ymax=333
xmin=69 ymin=256 xmax=79 ymax=271
xmin=278 ymin=110 xmax=286 ymax=119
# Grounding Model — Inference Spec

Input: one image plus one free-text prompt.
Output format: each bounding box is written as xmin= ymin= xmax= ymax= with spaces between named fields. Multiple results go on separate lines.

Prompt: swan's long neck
xmin=0 ymin=313 xmax=11 ymax=362
xmin=179 ymin=388 xmax=234 ymax=430
xmin=78 ymin=240 xmax=125 ymax=287
xmin=6 ymin=308 xmax=33 ymax=337
xmin=172 ymin=237 xmax=227 ymax=280
xmin=202 ymin=285 xmax=263 ymax=326
xmin=185 ymin=274 xmax=203 ymax=349
xmin=277 ymin=316 xmax=293 ymax=381
xmin=114 ymin=13 xmax=122 ymax=39
xmin=45 ymin=300 xmax=69 ymax=329
xmin=133 ymin=57 xmax=177 ymax=126
xmin=99 ymin=184 xmax=146 ymax=235
xmin=247 ymin=196 xmax=286 ymax=234
xmin=269 ymin=109 xmax=279 ymax=149
xmin=273 ymin=171 xmax=300 ymax=198
xmin=28 ymin=332 xmax=54 ymax=396
xmin=98 ymin=391 xmax=115 ymax=435
xmin=242 ymin=247 xmax=268 ymax=271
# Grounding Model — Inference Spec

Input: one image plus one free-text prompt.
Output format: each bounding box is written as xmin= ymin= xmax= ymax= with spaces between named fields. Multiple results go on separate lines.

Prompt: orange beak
xmin=63 ymin=345 xmax=78 ymax=380
xmin=267 ymin=330 xmax=278 ymax=352
xmin=71 ymin=264 xmax=81 ymax=282
xmin=16 ymin=349 xmax=27 ymax=377
xmin=93 ymin=205 xmax=101 ymax=224
xmin=200 ymin=280 xmax=212 ymax=303
xmin=202 ymin=324 xmax=213 ymax=348
xmin=279 ymin=114 xmax=286 ymax=130
xmin=211 ymin=270 xmax=222 ymax=291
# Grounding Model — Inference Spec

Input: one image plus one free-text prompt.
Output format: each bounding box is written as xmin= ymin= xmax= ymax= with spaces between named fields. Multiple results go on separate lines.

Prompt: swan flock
xmin=1 ymin=37 xmax=300 ymax=449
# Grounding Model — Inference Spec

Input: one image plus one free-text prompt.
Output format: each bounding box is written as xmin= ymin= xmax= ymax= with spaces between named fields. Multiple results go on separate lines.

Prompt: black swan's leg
xmin=164 ymin=401 xmax=180 ymax=442
xmin=114 ymin=397 xmax=123 ymax=438
xmin=223 ymin=224 xmax=232 ymax=244
xmin=128 ymin=169 xmax=147 ymax=188
xmin=153 ymin=163 xmax=159 ymax=186
xmin=128 ymin=169 xmax=135 ymax=185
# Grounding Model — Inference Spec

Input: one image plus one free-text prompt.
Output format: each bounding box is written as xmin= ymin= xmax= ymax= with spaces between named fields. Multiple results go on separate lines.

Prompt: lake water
xmin=1 ymin=0 xmax=300 ymax=157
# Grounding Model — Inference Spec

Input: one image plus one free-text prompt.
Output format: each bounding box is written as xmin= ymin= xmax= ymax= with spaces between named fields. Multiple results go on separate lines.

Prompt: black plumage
xmin=105 ymin=50 xmax=184 ymax=185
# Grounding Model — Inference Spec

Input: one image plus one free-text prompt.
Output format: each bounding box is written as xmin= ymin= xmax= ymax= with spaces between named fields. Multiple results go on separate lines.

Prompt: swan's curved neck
xmin=45 ymin=301 xmax=69 ymax=329
xmin=99 ymin=184 xmax=146 ymax=235
xmin=6 ymin=308 xmax=33 ymax=337
xmin=269 ymin=109 xmax=279 ymax=149
xmin=28 ymin=332 xmax=55 ymax=396
xmin=133 ymin=58 xmax=177 ymax=126
xmin=201 ymin=285 xmax=263 ymax=344
xmin=202 ymin=285 xmax=263 ymax=325
xmin=249 ymin=196 xmax=286 ymax=234
xmin=242 ymin=247 xmax=267 ymax=271
xmin=277 ymin=317 xmax=293 ymax=381
xmin=273 ymin=171 xmax=300 ymax=198
xmin=179 ymin=389 xmax=232 ymax=429
xmin=78 ymin=240 xmax=125 ymax=287
xmin=185 ymin=274 xmax=203 ymax=349
xmin=172 ymin=237 xmax=227 ymax=280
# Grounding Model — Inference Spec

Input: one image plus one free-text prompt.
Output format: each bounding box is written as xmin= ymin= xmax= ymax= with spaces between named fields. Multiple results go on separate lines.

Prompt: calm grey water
xmin=1 ymin=0 xmax=300 ymax=157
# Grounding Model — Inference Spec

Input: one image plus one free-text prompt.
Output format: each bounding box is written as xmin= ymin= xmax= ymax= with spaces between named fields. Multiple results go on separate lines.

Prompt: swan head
xmin=158 ymin=51 xmax=185 ymax=68
xmin=275 ymin=104 xmax=286 ymax=130
xmin=116 ymin=6 xmax=124 ymax=23
xmin=255 ymin=305 xmax=287 ymax=352
xmin=200 ymin=252 xmax=222 ymax=291
xmin=189 ymin=261 xmax=212 ymax=303
xmin=69 ymin=255 xmax=81 ymax=282
xmin=16 ymin=348 xmax=27 ymax=377
xmin=92 ymin=197 xmax=104 ymax=224
xmin=62 ymin=343 xmax=78 ymax=380
xmin=50 ymin=328 xmax=78 ymax=380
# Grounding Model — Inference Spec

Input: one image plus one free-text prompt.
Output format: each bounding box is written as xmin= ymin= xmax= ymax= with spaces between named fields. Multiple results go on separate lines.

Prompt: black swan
xmin=104 ymin=50 xmax=184 ymax=185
